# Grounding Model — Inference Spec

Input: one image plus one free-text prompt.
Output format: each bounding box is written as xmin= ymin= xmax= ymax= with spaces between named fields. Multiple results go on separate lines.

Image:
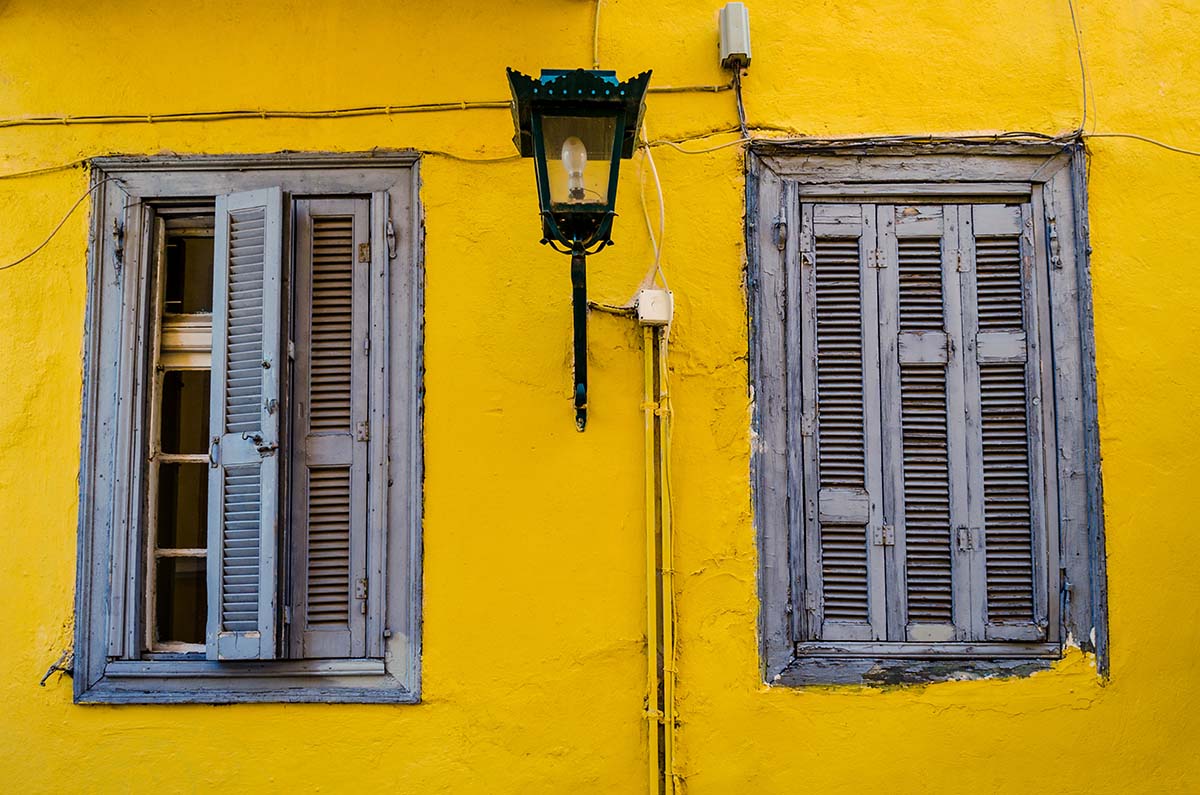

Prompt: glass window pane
xmin=541 ymin=115 xmax=617 ymax=207
xmin=160 ymin=370 xmax=210 ymax=454
xmin=156 ymin=462 xmax=208 ymax=549
xmin=164 ymin=234 xmax=214 ymax=314
xmin=155 ymin=557 xmax=207 ymax=645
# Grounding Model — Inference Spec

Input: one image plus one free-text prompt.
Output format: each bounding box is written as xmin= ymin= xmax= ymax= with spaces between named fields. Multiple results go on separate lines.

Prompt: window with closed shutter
xmin=797 ymin=199 xmax=1052 ymax=649
xmin=751 ymin=145 xmax=1104 ymax=684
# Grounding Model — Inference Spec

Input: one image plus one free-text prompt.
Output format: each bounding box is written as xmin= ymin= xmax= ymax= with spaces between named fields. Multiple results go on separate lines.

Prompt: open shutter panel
xmin=959 ymin=203 xmax=1050 ymax=642
xmin=206 ymin=187 xmax=283 ymax=661
xmin=799 ymin=203 xmax=886 ymax=641
xmin=289 ymin=199 xmax=370 ymax=658
xmin=877 ymin=205 xmax=972 ymax=643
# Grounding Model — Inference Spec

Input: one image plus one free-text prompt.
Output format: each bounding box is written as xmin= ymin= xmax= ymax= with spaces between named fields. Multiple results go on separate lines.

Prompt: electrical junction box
xmin=719 ymin=2 xmax=752 ymax=69
xmin=637 ymin=288 xmax=674 ymax=326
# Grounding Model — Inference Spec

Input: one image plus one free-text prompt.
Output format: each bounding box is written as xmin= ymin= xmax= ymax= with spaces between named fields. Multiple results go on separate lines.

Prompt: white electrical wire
xmin=638 ymin=124 xmax=669 ymax=292
xmin=0 ymin=177 xmax=121 ymax=272
xmin=593 ymin=0 xmax=603 ymax=70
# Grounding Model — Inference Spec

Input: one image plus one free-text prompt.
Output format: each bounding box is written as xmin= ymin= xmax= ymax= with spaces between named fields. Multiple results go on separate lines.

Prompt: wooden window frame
xmin=748 ymin=141 xmax=1107 ymax=686
xmin=74 ymin=152 xmax=424 ymax=704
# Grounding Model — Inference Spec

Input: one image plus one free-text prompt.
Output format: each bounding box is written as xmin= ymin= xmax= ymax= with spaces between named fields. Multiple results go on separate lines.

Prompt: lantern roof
xmin=506 ymin=68 xmax=652 ymax=159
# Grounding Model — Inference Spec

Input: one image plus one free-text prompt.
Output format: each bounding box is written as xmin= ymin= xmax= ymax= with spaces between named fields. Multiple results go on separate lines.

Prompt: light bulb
xmin=561 ymin=135 xmax=587 ymax=201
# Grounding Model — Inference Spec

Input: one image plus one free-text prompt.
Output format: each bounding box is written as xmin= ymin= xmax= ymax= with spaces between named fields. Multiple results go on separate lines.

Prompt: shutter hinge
xmin=363 ymin=335 xmax=370 ymax=356
xmin=773 ymin=218 xmax=788 ymax=251
xmin=386 ymin=219 xmax=398 ymax=260
xmin=355 ymin=578 xmax=368 ymax=615
xmin=803 ymin=590 xmax=820 ymax=613
xmin=867 ymin=248 xmax=885 ymax=269
xmin=356 ymin=421 xmax=370 ymax=442
xmin=873 ymin=524 xmax=896 ymax=546
xmin=956 ymin=526 xmax=981 ymax=551
xmin=955 ymin=249 xmax=969 ymax=273
xmin=283 ymin=606 xmax=292 ymax=626
xmin=288 ymin=339 xmax=296 ymax=361
xmin=800 ymin=411 xmax=816 ymax=438
xmin=358 ymin=242 xmax=371 ymax=263
xmin=1048 ymin=216 xmax=1064 ymax=270
xmin=111 ymin=218 xmax=125 ymax=272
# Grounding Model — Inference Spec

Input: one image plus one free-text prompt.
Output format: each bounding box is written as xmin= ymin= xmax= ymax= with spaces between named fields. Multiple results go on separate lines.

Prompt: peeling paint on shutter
xmin=206 ymin=187 xmax=283 ymax=661
xmin=961 ymin=203 xmax=1049 ymax=642
xmin=878 ymin=205 xmax=969 ymax=644
xmin=289 ymin=198 xmax=370 ymax=659
xmin=799 ymin=203 xmax=886 ymax=642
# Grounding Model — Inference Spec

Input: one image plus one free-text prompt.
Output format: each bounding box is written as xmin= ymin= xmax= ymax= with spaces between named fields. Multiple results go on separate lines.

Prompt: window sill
xmin=77 ymin=658 xmax=417 ymax=704
xmin=775 ymin=643 xmax=1060 ymax=687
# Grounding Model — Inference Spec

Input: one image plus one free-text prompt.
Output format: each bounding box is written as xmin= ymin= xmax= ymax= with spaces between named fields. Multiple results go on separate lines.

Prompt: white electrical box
xmin=719 ymin=2 xmax=752 ymax=69
xmin=637 ymin=289 xmax=674 ymax=327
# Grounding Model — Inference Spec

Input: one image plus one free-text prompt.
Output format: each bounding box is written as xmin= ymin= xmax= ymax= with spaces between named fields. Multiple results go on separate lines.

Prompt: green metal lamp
xmin=507 ymin=67 xmax=652 ymax=430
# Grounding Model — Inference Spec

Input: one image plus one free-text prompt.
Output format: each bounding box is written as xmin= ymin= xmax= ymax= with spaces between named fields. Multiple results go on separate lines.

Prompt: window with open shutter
xmin=752 ymin=145 xmax=1103 ymax=685
xmin=76 ymin=154 xmax=421 ymax=703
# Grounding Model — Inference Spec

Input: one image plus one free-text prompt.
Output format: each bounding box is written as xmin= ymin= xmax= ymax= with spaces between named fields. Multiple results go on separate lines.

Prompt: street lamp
xmin=507 ymin=67 xmax=652 ymax=431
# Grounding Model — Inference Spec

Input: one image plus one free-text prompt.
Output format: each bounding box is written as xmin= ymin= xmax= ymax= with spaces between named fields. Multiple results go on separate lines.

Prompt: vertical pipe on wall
xmin=658 ymin=328 xmax=677 ymax=794
xmin=643 ymin=325 xmax=663 ymax=795
xmin=644 ymin=325 xmax=677 ymax=794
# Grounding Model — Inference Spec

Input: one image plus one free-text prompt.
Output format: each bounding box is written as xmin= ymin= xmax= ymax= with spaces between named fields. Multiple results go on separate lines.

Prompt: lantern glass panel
xmin=540 ymin=115 xmax=618 ymax=208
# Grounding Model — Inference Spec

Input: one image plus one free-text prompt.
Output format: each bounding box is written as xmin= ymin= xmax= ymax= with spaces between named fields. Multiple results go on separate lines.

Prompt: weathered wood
xmin=76 ymin=154 xmax=425 ymax=703
xmin=365 ymin=191 xmax=391 ymax=660
xmin=776 ymin=654 xmax=1055 ymax=687
xmin=875 ymin=203 xmax=908 ymax=641
xmin=748 ymin=155 xmax=792 ymax=676
xmin=955 ymin=206 xmax=989 ymax=640
xmin=975 ymin=330 xmax=1028 ymax=363
xmin=288 ymin=197 xmax=371 ymax=660
xmin=898 ymin=331 xmax=950 ymax=364
xmin=207 ymin=187 xmax=283 ymax=662
xmin=385 ymin=163 xmax=425 ymax=697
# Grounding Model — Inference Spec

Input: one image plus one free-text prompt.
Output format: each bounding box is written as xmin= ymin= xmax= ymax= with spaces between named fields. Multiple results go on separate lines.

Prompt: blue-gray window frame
xmin=747 ymin=141 xmax=1108 ymax=686
xmin=74 ymin=152 xmax=424 ymax=704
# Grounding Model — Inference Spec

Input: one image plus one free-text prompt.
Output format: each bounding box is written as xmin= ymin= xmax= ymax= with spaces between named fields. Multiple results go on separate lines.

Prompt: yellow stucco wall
xmin=1 ymin=0 xmax=1198 ymax=791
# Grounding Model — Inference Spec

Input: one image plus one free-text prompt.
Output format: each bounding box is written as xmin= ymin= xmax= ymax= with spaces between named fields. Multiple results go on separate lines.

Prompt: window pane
xmin=157 ymin=462 xmax=208 ymax=549
xmin=155 ymin=557 xmax=207 ymax=644
xmin=164 ymin=234 xmax=215 ymax=314
xmin=160 ymin=370 xmax=210 ymax=454
xmin=541 ymin=115 xmax=617 ymax=207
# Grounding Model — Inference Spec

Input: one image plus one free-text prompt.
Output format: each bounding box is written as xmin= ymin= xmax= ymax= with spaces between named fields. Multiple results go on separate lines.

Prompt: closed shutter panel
xmin=877 ymin=205 xmax=971 ymax=643
xmin=206 ymin=187 xmax=283 ymax=661
xmin=798 ymin=203 xmax=886 ymax=641
xmin=289 ymin=198 xmax=370 ymax=658
xmin=959 ymin=204 xmax=1050 ymax=642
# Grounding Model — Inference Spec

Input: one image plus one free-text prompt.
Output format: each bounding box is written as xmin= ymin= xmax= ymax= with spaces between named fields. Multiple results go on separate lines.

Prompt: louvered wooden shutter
xmin=798 ymin=203 xmax=887 ymax=641
xmin=288 ymin=198 xmax=370 ymax=658
xmin=877 ymin=205 xmax=972 ymax=642
xmin=958 ymin=204 xmax=1050 ymax=641
xmin=206 ymin=187 xmax=283 ymax=661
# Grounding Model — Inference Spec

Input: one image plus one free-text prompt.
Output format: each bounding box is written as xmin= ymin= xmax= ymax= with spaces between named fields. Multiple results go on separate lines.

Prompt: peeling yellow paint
xmin=1 ymin=0 xmax=1199 ymax=792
